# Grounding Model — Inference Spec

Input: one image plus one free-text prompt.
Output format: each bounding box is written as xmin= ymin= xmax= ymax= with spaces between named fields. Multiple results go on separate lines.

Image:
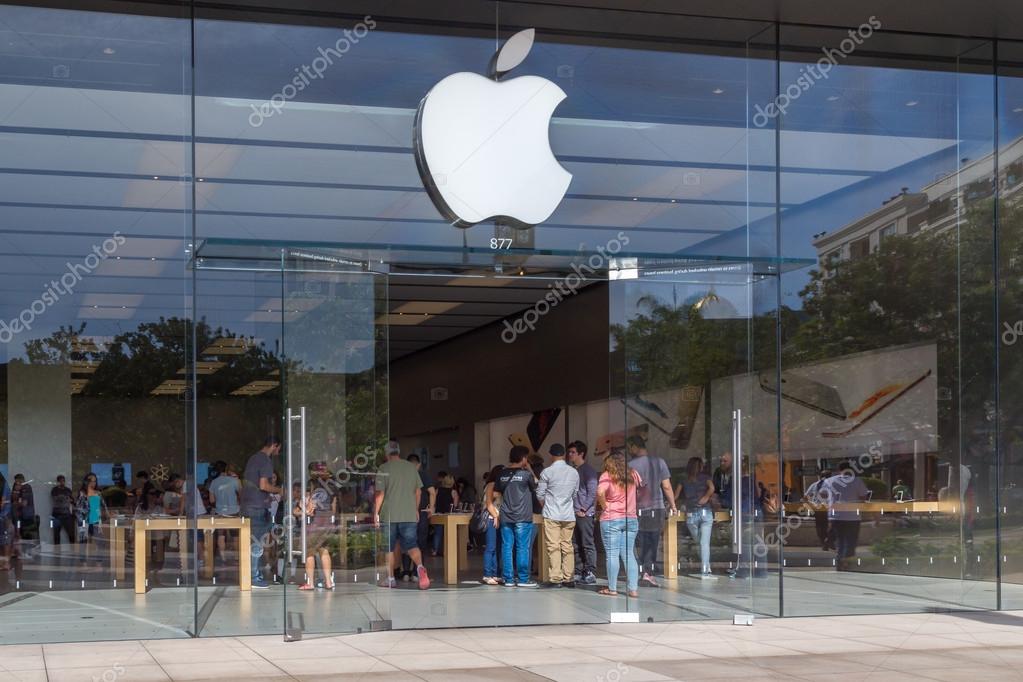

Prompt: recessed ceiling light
xmin=826 ymin=95 xmax=840 ymax=101
xmin=102 ymin=47 xmax=115 ymax=55
xmin=152 ymin=176 xmax=159 ymax=180
xmin=712 ymin=88 xmax=724 ymax=95
xmin=905 ymin=100 xmax=919 ymax=107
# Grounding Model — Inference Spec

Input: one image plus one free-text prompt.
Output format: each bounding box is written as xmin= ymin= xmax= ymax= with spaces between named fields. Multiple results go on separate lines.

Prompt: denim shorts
xmin=387 ymin=522 xmax=418 ymax=552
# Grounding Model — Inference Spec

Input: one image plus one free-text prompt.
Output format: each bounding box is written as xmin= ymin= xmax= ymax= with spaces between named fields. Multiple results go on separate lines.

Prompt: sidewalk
xmin=1 ymin=610 xmax=1021 ymax=681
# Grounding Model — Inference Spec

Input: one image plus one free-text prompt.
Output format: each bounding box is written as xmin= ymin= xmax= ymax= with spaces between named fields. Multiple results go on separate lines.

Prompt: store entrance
xmin=192 ymin=239 xmax=784 ymax=636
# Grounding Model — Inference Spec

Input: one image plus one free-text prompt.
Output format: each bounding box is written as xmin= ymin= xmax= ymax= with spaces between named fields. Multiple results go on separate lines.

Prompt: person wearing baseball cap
xmin=536 ymin=443 xmax=580 ymax=588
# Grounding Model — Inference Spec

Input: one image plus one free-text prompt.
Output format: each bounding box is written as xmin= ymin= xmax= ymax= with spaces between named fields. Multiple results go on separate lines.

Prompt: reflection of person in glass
xmin=822 ymin=461 xmax=870 ymax=568
xmin=803 ymin=470 xmax=833 ymax=551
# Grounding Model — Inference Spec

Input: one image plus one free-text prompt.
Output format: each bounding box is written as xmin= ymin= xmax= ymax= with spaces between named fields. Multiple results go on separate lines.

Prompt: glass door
xmin=609 ymin=257 xmax=781 ymax=621
xmin=279 ymin=250 xmax=391 ymax=638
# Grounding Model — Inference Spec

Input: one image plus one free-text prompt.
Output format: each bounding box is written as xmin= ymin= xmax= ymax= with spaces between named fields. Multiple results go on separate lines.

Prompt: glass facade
xmin=0 ymin=0 xmax=1022 ymax=643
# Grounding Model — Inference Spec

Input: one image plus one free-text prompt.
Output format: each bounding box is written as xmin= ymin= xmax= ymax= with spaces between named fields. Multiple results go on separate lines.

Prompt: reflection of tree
xmin=790 ymin=199 xmax=1002 ymax=465
xmin=608 ymin=197 xmax=1008 ymax=469
xmin=24 ymin=318 xmax=279 ymax=397
xmin=611 ymin=293 xmax=749 ymax=394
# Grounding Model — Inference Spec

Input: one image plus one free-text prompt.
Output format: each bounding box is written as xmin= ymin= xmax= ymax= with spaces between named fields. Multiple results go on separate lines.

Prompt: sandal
xmin=482 ymin=577 xmax=499 ymax=585
xmin=597 ymin=588 xmax=618 ymax=596
xmin=297 ymin=583 xmax=315 ymax=591
xmin=627 ymin=591 xmax=639 ymax=598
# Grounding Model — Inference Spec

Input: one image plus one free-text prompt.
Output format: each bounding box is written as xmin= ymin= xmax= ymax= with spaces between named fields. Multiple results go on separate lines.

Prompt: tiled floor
xmin=2 ymin=610 xmax=1022 ymax=681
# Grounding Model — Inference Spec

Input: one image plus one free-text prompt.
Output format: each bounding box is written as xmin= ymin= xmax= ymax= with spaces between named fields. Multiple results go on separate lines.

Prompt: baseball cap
xmin=384 ymin=440 xmax=401 ymax=455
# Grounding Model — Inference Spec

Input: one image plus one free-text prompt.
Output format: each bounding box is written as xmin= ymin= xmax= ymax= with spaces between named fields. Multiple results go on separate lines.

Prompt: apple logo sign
xmin=413 ymin=29 xmax=572 ymax=228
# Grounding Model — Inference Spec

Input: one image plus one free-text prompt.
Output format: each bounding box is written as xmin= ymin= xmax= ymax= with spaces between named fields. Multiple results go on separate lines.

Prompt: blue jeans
xmin=601 ymin=517 xmax=639 ymax=593
xmin=243 ymin=507 xmax=270 ymax=581
xmin=432 ymin=524 xmax=444 ymax=555
xmin=500 ymin=521 xmax=533 ymax=584
xmin=483 ymin=521 xmax=502 ymax=578
xmin=686 ymin=507 xmax=714 ymax=574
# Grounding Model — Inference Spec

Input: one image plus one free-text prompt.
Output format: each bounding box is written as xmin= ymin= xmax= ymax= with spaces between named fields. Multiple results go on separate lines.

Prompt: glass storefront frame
xmin=3 ymin=0 xmax=1023 ymax=643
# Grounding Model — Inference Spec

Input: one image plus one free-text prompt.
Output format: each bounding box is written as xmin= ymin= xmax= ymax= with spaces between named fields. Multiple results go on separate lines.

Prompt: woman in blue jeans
xmin=597 ymin=453 xmax=641 ymax=597
xmin=682 ymin=457 xmax=717 ymax=579
xmin=481 ymin=465 xmax=504 ymax=584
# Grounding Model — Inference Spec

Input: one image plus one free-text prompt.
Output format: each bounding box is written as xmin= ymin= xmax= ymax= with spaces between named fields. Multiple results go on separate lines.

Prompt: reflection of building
xmin=813 ymin=136 xmax=1023 ymax=266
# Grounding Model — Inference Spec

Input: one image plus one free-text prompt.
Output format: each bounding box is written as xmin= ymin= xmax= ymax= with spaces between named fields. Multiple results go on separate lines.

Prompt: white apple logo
xmin=413 ymin=29 xmax=572 ymax=228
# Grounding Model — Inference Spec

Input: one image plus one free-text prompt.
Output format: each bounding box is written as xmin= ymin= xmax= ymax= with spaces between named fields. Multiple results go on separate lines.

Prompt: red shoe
xmin=297 ymin=583 xmax=315 ymax=591
xmin=417 ymin=564 xmax=430 ymax=590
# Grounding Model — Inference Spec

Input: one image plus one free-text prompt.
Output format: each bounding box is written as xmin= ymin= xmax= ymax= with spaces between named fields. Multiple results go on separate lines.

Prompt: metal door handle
xmin=736 ymin=408 xmax=744 ymax=556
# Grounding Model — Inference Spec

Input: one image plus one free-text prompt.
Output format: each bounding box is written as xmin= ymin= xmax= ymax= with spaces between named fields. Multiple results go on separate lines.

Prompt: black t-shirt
xmin=494 ymin=466 xmax=537 ymax=524
xmin=51 ymin=485 xmax=74 ymax=516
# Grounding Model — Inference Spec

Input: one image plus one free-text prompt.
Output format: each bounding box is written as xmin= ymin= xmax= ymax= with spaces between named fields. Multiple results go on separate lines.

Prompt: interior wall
xmin=389 ymin=281 xmax=609 ymax=484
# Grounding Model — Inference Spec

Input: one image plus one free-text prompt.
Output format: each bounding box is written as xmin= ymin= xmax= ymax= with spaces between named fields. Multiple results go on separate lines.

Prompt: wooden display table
xmin=783 ymin=500 xmax=961 ymax=516
xmin=429 ymin=513 xmax=472 ymax=585
xmin=428 ymin=512 xmax=550 ymax=585
xmin=130 ymin=516 xmax=250 ymax=593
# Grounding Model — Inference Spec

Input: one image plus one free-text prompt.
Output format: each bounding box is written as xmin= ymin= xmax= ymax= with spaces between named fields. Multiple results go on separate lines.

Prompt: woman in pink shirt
xmin=596 ymin=453 xmax=642 ymax=597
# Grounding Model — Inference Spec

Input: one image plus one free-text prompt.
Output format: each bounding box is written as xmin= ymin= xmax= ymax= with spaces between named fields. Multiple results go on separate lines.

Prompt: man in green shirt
xmin=374 ymin=440 xmax=430 ymax=589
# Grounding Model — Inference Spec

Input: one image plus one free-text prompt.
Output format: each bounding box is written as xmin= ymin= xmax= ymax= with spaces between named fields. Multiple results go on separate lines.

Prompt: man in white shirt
xmin=803 ymin=470 xmax=833 ymax=551
xmin=822 ymin=462 xmax=871 ymax=568
xmin=536 ymin=443 xmax=579 ymax=588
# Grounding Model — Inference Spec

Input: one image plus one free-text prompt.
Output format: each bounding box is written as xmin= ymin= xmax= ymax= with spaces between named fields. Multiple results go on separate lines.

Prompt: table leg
xmin=444 ymin=518 xmax=458 ymax=585
xmin=457 ymin=523 xmax=468 ymax=569
xmin=663 ymin=515 xmax=678 ymax=580
xmin=134 ymin=524 xmax=147 ymax=594
xmin=239 ymin=520 xmax=251 ymax=591
xmin=338 ymin=517 xmax=348 ymax=569
xmin=203 ymin=529 xmax=214 ymax=579
xmin=114 ymin=526 xmax=126 ymax=581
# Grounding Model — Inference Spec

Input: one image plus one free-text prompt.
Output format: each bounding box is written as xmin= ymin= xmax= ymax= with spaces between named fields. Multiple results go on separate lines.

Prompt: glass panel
xmin=777 ymin=24 xmax=997 ymax=616
xmin=0 ymin=2 xmax=194 ymax=643
xmin=192 ymin=265 xmax=285 ymax=637
xmin=610 ymin=258 xmax=767 ymax=620
xmin=281 ymin=251 xmax=390 ymax=636
xmin=997 ymin=39 xmax=1023 ymax=609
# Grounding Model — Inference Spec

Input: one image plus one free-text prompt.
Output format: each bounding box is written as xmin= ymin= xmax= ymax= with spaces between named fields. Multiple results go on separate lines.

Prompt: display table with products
xmin=129 ymin=516 xmax=251 ymax=593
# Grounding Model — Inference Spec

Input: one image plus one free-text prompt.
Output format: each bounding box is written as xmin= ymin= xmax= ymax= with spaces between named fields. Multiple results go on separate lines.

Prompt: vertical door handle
xmin=732 ymin=408 xmax=742 ymax=554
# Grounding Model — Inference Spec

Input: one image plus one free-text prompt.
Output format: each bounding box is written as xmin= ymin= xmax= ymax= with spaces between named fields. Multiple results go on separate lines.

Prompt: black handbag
xmin=470 ymin=506 xmax=493 ymax=535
